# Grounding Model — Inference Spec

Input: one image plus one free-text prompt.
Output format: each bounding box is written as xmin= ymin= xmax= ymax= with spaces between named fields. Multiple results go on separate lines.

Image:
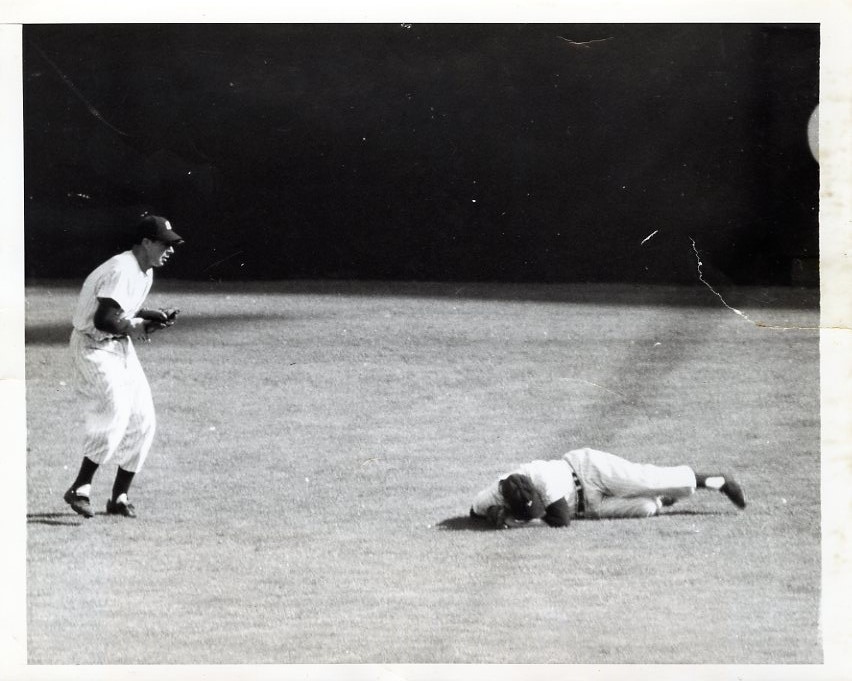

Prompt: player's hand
xmin=504 ymin=516 xmax=530 ymax=529
xmin=486 ymin=505 xmax=510 ymax=530
xmin=143 ymin=320 xmax=166 ymax=336
xmin=141 ymin=308 xmax=180 ymax=336
xmin=159 ymin=307 xmax=180 ymax=325
xmin=126 ymin=317 xmax=151 ymax=342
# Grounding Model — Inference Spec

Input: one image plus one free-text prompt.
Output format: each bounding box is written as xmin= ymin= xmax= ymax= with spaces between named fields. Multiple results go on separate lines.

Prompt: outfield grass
xmin=25 ymin=281 xmax=820 ymax=664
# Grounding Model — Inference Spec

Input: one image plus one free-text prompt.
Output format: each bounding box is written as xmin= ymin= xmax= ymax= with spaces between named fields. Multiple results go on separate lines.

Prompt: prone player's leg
xmin=567 ymin=447 xmax=696 ymax=503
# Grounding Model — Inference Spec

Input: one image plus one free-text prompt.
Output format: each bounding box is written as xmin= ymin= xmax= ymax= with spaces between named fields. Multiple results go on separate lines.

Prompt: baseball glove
xmin=141 ymin=307 xmax=180 ymax=335
xmin=485 ymin=505 xmax=510 ymax=530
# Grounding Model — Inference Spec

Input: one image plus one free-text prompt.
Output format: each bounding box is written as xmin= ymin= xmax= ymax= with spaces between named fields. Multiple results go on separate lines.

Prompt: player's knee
xmin=139 ymin=404 xmax=156 ymax=427
xmin=641 ymin=498 xmax=661 ymax=517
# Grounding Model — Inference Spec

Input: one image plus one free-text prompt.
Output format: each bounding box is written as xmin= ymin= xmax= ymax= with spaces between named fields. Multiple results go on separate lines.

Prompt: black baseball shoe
xmin=106 ymin=498 xmax=137 ymax=518
xmin=64 ymin=488 xmax=94 ymax=518
xmin=720 ymin=477 xmax=746 ymax=509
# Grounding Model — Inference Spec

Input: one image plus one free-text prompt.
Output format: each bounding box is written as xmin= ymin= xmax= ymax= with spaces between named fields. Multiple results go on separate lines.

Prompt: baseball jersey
xmin=72 ymin=251 xmax=153 ymax=341
xmin=471 ymin=458 xmax=578 ymax=516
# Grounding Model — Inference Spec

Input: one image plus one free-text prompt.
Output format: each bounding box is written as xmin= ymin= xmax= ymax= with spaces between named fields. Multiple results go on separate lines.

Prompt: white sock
xmin=76 ymin=484 xmax=92 ymax=498
xmin=704 ymin=476 xmax=725 ymax=490
xmin=114 ymin=493 xmax=128 ymax=504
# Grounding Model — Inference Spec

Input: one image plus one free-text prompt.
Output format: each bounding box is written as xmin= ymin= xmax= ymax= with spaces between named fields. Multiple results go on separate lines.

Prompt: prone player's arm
xmin=470 ymin=481 xmax=503 ymax=517
xmin=93 ymin=297 xmax=146 ymax=338
xmin=542 ymin=497 xmax=571 ymax=527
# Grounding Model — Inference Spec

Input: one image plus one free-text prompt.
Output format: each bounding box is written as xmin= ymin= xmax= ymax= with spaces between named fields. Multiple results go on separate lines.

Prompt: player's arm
xmin=137 ymin=308 xmax=168 ymax=322
xmin=93 ymin=297 xmax=146 ymax=337
xmin=470 ymin=482 xmax=503 ymax=518
xmin=469 ymin=503 xmax=510 ymax=527
xmin=137 ymin=307 xmax=179 ymax=322
xmin=471 ymin=482 xmax=528 ymax=529
xmin=484 ymin=505 xmax=510 ymax=529
xmin=542 ymin=497 xmax=571 ymax=527
xmin=138 ymin=307 xmax=181 ymax=334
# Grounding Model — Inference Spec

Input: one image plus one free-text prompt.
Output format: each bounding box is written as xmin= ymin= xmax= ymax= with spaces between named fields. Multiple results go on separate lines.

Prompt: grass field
xmin=24 ymin=280 xmax=821 ymax=664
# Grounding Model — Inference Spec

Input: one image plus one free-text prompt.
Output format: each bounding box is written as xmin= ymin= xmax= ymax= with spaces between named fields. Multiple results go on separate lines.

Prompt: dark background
xmin=23 ymin=23 xmax=819 ymax=285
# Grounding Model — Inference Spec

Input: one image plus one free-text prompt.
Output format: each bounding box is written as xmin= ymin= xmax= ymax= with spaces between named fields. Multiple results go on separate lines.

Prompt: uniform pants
xmin=564 ymin=448 xmax=696 ymax=519
xmin=70 ymin=329 xmax=156 ymax=473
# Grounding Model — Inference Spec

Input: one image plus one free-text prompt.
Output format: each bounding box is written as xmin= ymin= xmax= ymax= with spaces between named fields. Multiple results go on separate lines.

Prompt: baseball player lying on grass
xmin=470 ymin=447 xmax=746 ymax=529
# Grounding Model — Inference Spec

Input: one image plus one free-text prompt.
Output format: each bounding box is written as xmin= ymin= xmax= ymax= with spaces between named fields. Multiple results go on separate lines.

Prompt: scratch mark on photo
xmin=29 ymin=38 xmax=129 ymax=137
xmin=641 ymin=230 xmax=659 ymax=245
xmin=689 ymin=237 xmax=820 ymax=331
xmin=558 ymin=36 xmax=614 ymax=49
xmin=561 ymin=377 xmax=626 ymax=398
xmin=202 ymin=250 xmax=245 ymax=273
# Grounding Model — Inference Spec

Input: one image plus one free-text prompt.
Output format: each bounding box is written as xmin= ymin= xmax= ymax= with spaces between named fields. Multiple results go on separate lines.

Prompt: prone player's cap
xmin=499 ymin=473 xmax=547 ymax=521
xmin=136 ymin=215 xmax=185 ymax=245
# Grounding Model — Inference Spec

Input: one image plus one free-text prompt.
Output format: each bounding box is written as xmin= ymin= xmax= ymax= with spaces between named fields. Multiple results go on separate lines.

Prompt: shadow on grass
xmin=24 ymin=324 xmax=74 ymax=346
xmin=658 ymin=508 xmax=733 ymax=517
xmin=28 ymin=278 xmax=820 ymax=308
xmin=25 ymin=312 xmax=308 ymax=346
xmin=146 ymin=279 xmax=819 ymax=308
xmin=436 ymin=515 xmax=506 ymax=532
xmin=437 ymin=508 xmax=731 ymax=531
xmin=26 ymin=512 xmax=89 ymax=526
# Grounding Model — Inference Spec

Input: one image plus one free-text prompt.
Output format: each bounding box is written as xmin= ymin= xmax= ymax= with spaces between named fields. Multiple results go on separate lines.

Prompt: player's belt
xmin=571 ymin=470 xmax=586 ymax=518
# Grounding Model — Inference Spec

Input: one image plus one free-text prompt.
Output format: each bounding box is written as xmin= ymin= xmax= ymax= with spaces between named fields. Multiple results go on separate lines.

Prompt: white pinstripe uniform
xmin=472 ymin=447 xmax=697 ymax=520
xmin=70 ymin=251 xmax=156 ymax=473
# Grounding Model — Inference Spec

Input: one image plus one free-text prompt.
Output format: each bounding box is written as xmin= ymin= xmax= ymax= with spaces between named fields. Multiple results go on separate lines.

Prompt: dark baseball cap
xmin=500 ymin=473 xmax=547 ymax=521
xmin=136 ymin=215 xmax=185 ymax=244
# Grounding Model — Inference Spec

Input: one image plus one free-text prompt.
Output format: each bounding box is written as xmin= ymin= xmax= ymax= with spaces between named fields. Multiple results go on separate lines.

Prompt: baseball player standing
xmin=63 ymin=214 xmax=184 ymax=519
xmin=470 ymin=447 xmax=746 ymax=528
